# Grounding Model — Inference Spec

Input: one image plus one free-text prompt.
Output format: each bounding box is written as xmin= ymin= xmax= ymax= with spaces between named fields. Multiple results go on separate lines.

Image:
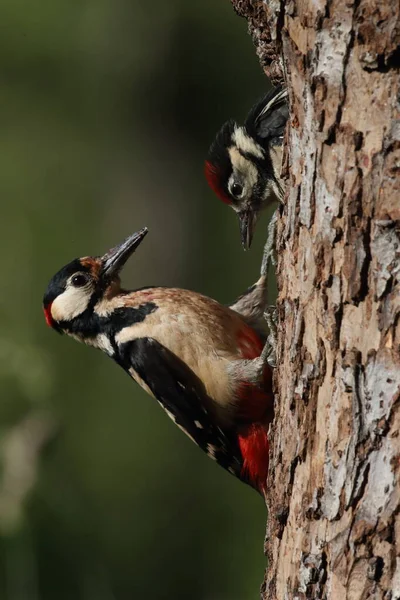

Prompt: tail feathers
xmin=238 ymin=424 xmax=270 ymax=491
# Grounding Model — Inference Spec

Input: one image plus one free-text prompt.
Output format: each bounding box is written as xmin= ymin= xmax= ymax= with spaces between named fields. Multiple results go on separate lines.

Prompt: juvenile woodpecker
xmin=205 ymin=86 xmax=289 ymax=252
xmin=43 ymin=228 xmax=274 ymax=493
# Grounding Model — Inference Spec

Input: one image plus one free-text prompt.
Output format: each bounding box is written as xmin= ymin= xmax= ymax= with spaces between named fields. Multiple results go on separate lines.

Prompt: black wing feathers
xmin=245 ymin=86 xmax=289 ymax=142
xmin=119 ymin=337 xmax=247 ymax=483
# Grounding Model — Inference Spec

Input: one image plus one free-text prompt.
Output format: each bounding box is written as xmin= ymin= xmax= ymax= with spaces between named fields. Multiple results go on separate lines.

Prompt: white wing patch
xmin=93 ymin=333 xmax=114 ymax=356
xmin=207 ymin=444 xmax=218 ymax=460
xmin=128 ymin=367 xmax=155 ymax=398
xmin=162 ymin=406 xmax=197 ymax=444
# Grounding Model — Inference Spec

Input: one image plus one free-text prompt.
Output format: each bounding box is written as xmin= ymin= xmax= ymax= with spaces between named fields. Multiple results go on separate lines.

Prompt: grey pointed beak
xmin=238 ymin=210 xmax=257 ymax=250
xmin=101 ymin=227 xmax=148 ymax=277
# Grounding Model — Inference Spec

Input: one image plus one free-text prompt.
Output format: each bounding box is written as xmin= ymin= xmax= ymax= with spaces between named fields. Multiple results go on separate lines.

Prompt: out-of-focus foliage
xmin=0 ymin=1 xmax=276 ymax=598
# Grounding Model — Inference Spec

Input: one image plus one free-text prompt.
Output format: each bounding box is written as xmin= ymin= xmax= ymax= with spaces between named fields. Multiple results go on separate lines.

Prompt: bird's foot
xmin=260 ymin=306 xmax=278 ymax=368
xmin=260 ymin=210 xmax=278 ymax=277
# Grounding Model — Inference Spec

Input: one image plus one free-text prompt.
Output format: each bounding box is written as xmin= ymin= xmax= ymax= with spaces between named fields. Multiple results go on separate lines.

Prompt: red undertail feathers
xmin=235 ymin=323 xmax=273 ymax=490
xmin=238 ymin=425 xmax=270 ymax=491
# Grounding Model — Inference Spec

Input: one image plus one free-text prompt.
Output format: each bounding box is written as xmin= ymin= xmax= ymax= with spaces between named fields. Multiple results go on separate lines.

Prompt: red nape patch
xmin=43 ymin=304 xmax=54 ymax=328
xmin=204 ymin=161 xmax=232 ymax=205
xmin=239 ymin=425 xmax=269 ymax=491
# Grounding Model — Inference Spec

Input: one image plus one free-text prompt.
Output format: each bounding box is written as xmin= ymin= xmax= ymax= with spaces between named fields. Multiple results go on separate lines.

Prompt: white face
xmin=51 ymin=272 xmax=94 ymax=323
xmin=227 ymin=146 xmax=259 ymax=211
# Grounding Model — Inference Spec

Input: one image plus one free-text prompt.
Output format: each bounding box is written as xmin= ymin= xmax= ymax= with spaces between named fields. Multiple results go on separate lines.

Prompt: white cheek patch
xmin=233 ymin=126 xmax=264 ymax=159
xmin=51 ymin=286 xmax=91 ymax=322
xmin=228 ymin=147 xmax=259 ymax=190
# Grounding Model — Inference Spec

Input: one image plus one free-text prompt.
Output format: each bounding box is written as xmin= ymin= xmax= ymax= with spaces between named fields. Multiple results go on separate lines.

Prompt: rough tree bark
xmin=232 ymin=0 xmax=400 ymax=598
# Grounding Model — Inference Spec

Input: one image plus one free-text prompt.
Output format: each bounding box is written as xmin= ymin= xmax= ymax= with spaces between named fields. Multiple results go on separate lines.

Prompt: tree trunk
xmin=232 ymin=0 xmax=400 ymax=597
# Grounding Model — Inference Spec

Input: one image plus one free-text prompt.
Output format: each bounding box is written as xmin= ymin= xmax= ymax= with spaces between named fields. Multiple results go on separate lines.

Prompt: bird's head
xmin=205 ymin=121 xmax=269 ymax=250
xmin=43 ymin=227 xmax=148 ymax=333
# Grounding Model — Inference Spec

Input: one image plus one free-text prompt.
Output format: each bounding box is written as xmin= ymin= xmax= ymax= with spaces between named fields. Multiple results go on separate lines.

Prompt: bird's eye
xmin=71 ymin=273 xmax=90 ymax=288
xmin=230 ymin=182 xmax=244 ymax=198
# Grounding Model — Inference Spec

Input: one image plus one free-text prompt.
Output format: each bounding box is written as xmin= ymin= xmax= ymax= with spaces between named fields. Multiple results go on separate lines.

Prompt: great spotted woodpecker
xmin=205 ymin=86 xmax=289 ymax=252
xmin=43 ymin=228 xmax=274 ymax=493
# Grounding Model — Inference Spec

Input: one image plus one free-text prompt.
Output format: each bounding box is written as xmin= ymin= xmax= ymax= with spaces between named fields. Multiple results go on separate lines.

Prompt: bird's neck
xmin=61 ymin=295 xmax=158 ymax=358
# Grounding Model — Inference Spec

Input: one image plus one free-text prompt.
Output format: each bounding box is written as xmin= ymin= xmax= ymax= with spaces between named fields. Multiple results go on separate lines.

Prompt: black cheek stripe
xmin=59 ymin=302 xmax=158 ymax=340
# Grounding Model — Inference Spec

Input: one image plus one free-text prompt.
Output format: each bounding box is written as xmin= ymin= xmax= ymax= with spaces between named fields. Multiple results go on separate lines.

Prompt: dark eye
xmin=231 ymin=182 xmax=244 ymax=198
xmin=71 ymin=273 xmax=90 ymax=288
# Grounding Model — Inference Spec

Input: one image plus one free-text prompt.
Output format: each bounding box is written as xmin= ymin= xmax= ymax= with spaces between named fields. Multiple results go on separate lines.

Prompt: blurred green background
xmin=0 ymin=1 xmax=276 ymax=598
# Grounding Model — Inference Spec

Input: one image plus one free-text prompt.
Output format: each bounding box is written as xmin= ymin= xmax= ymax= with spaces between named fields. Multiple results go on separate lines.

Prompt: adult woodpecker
xmin=43 ymin=228 xmax=274 ymax=493
xmin=205 ymin=86 xmax=289 ymax=252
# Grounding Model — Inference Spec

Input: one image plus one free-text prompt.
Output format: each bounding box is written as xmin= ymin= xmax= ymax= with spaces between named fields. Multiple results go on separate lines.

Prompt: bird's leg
xmin=247 ymin=307 xmax=278 ymax=381
xmin=262 ymin=305 xmax=278 ymax=368
xmin=260 ymin=209 xmax=278 ymax=277
xmin=259 ymin=210 xmax=279 ymax=368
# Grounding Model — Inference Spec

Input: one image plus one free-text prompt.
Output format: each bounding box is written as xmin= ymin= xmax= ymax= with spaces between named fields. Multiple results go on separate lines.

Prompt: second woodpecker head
xmin=43 ymin=227 xmax=148 ymax=333
xmin=205 ymin=86 xmax=289 ymax=250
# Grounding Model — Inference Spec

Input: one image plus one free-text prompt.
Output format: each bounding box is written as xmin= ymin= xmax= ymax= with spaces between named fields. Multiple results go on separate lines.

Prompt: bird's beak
xmin=101 ymin=227 xmax=148 ymax=277
xmin=238 ymin=210 xmax=257 ymax=250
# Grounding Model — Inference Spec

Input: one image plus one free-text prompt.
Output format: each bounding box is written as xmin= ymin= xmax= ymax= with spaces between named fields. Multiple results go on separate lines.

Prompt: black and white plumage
xmin=205 ymin=86 xmax=289 ymax=250
xmin=43 ymin=228 xmax=274 ymax=492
